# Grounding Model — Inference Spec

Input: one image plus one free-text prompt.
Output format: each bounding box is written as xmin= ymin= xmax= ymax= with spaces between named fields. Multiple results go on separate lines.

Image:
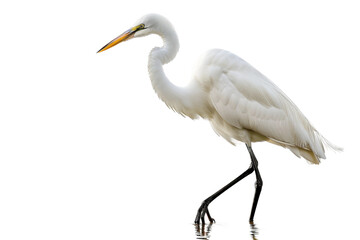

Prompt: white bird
xmin=97 ymin=13 xmax=341 ymax=224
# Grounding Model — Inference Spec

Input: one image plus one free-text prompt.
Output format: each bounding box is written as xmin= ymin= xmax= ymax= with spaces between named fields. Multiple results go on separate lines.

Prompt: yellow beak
xmin=97 ymin=24 xmax=145 ymax=53
xmin=97 ymin=29 xmax=134 ymax=53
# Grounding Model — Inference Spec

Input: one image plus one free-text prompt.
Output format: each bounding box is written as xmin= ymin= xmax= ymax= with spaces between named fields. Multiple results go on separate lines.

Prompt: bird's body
xmin=98 ymin=13 xmax=341 ymax=224
xmin=192 ymin=48 xmax=331 ymax=164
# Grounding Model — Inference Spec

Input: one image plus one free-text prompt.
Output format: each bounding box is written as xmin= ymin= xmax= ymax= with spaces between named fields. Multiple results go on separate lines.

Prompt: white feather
xmin=195 ymin=49 xmax=336 ymax=163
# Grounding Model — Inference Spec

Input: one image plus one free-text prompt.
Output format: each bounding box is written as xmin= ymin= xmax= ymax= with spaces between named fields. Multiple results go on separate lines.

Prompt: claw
xmin=206 ymin=209 xmax=216 ymax=223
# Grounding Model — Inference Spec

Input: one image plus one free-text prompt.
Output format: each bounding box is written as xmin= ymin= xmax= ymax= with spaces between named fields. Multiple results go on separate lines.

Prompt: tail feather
xmin=318 ymin=132 xmax=343 ymax=152
xmin=288 ymin=146 xmax=320 ymax=164
xmin=267 ymin=137 xmax=340 ymax=164
xmin=268 ymin=130 xmax=342 ymax=164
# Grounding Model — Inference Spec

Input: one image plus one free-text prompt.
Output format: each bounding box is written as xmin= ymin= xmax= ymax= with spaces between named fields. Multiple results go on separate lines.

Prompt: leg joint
xmin=255 ymin=179 xmax=263 ymax=188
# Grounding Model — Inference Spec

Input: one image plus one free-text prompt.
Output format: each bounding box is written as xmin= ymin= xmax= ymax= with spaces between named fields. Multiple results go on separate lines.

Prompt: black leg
xmin=246 ymin=144 xmax=263 ymax=224
xmin=194 ymin=144 xmax=263 ymax=225
xmin=194 ymin=162 xmax=254 ymax=224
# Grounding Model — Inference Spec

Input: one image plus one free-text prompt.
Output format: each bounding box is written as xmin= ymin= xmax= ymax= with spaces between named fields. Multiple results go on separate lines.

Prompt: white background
xmin=1 ymin=0 xmax=359 ymax=239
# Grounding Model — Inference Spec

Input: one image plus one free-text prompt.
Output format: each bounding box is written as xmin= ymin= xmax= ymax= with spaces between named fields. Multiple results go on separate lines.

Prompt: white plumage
xmin=97 ymin=13 xmax=341 ymax=223
xmin=101 ymin=13 xmax=340 ymax=164
xmin=196 ymin=48 xmax=338 ymax=164
xmin=97 ymin=14 xmax=341 ymax=163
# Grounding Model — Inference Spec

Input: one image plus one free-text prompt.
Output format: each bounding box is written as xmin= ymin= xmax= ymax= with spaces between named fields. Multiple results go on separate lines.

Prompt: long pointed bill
xmin=97 ymin=29 xmax=135 ymax=53
xmin=97 ymin=24 xmax=145 ymax=53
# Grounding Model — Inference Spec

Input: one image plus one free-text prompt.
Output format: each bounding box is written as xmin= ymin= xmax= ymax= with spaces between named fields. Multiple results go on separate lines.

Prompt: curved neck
xmin=150 ymin=30 xmax=179 ymax=64
xmin=148 ymin=31 xmax=204 ymax=118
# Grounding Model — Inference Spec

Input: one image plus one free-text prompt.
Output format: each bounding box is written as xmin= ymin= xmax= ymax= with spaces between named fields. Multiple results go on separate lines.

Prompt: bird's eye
xmin=139 ymin=24 xmax=145 ymax=29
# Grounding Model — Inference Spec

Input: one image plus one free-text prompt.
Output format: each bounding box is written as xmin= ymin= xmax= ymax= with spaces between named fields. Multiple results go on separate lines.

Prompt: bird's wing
xmin=205 ymin=49 xmax=324 ymax=157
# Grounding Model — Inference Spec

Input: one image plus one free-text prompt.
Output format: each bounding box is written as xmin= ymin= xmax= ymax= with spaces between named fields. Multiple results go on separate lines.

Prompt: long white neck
xmin=148 ymin=30 xmax=207 ymax=119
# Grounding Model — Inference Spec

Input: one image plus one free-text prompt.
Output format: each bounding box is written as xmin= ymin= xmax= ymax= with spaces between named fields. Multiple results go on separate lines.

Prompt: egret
xmin=97 ymin=14 xmax=341 ymax=224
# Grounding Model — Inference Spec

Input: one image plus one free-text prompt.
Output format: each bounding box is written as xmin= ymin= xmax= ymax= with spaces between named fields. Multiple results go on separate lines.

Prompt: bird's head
xmin=97 ymin=13 xmax=174 ymax=53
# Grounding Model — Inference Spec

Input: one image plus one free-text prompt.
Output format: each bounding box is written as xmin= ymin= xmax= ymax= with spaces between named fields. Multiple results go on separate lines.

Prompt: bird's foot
xmin=194 ymin=201 xmax=216 ymax=225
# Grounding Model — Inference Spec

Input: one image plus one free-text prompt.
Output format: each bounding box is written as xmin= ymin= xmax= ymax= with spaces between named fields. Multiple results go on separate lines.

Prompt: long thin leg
xmin=194 ymin=163 xmax=254 ymax=224
xmin=246 ymin=144 xmax=263 ymax=224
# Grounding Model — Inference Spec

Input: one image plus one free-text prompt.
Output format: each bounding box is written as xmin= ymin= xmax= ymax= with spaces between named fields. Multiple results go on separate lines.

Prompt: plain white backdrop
xmin=1 ymin=0 xmax=359 ymax=239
